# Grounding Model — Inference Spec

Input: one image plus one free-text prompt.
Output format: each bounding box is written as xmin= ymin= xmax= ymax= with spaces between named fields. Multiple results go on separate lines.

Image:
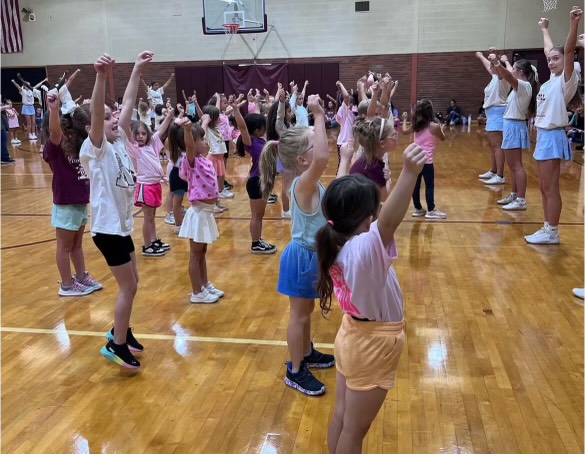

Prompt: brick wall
xmin=46 ymin=49 xmax=555 ymax=118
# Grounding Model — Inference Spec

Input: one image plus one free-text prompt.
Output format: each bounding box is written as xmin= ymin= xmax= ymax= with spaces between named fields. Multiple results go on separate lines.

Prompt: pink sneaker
xmin=75 ymin=272 xmax=103 ymax=291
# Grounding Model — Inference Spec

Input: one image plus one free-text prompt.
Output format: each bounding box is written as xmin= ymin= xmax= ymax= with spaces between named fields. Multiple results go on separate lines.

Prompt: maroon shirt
xmin=350 ymin=156 xmax=386 ymax=187
xmin=43 ymin=140 xmax=90 ymax=205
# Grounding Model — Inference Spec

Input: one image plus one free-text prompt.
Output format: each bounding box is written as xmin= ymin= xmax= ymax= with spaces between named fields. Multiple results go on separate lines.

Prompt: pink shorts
xmin=208 ymin=154 xmax=225 ymax=177
xmin=135 ymin=183 xmax=162 ymax=208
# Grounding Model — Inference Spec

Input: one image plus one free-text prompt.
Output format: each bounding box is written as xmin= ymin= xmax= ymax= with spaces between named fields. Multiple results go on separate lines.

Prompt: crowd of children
xmin=1 ymin=7 xmax=582 ymax=452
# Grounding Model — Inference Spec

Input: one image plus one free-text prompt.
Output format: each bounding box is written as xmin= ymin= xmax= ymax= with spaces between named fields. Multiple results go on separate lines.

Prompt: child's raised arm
xmin=564 ymin=7 xmax=582 ymax=82
xmin=66 ymin=69 xmax=81 ymax=87
xmin=337 ymin=81 xmax=351 ymax=105
xmin=231 ymin=94 xmax=250 ymax=146
xmin=539 ymin=18 xmax=554 ymax=57
xmin=488 ymin=53 xmax=518 ymax=90
xmin=181 ymin=117 xmax=196 ymax=164
xmin=46 ymin=92 xmax=62 ymax=145
xmin=336 ymin=140 xmax=355 ymax=178
xmin=162 ymin=73 xmax=175 ymax=90
xmin=33 ymin=78 xmax=48 ymax=90
xmin=377 ymin=143 xmax=426 ymax=246
xmin=296 ymin=95 xmax=329 ymax=199
xmin=10 ymin=79 xmax=22 ymax=93
xmin=367 ymin=81 xmax=380 ymax=119
xmin=89 ymin=53 xmax=115 ymax=147
xmin=156 ymin=107 xmax=175 ymax=139
xmin=301 ymin=80 xmax=309 ymax=99
xmin=119 ymin=51 xmax=153 ymax=138
xmin=475 ymin=51 xmax=492 ymax=73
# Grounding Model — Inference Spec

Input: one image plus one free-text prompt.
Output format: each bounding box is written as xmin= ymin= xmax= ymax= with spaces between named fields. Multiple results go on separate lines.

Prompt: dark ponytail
xmin=60 ymin=104 xmax=90 ymax=158
xmin=515 ymin=59 xmax=540 ymax=119
xmin=316 ymin=175 xmax=380 ymax=316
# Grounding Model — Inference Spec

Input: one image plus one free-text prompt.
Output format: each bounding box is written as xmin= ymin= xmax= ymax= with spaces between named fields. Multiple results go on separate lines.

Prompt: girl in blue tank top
xmin=259 ymin=95 xmax=335 ymax=397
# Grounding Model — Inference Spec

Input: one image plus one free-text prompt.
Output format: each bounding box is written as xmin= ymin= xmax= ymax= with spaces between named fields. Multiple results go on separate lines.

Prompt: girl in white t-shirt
xmin=203 ymin=104 xmax=230 ymax=211
xmin=316 ymin=144 xmax=427 ymax=453
xmin=488 ymin=53 xmax=539 ymax=211
xmin=80 ymin=51 xmax=154 ymax=370
xmin=525 ymin=8 xmax=583 ymax=244
xmin=476 ymin=50 xmax=511 ymax=185
xmin=10 ymin=75 xmax=46 ymax=140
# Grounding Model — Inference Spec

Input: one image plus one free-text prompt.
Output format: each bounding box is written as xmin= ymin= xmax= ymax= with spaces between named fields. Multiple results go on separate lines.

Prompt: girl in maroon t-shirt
xmin=42 ymin=92 xmax=103 ymax=297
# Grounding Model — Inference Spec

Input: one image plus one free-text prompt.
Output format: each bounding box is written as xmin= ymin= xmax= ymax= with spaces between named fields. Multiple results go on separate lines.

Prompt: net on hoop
xmin=543 ymin=0 xmax=557 ymax=12
xmin=223 ymin=24 xmax=240 ymax=36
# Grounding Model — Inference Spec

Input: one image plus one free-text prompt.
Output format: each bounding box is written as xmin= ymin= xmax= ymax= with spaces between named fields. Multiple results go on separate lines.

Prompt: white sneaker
xmin=31 ymin=134 xmax=37 ymax=140
xmin=205 ymin=282 xmax=224 ymax=298
xmin=497 ymin=193 xmax=516 ymax=205
xmin=164 ymin=213 xmax=175 ymax=225
xmin=14 ymin=139 xmax=21 ymax=144
xmin=412 ymin=209 xmax=427 ymax=217
xmin=10 ymin=139 xmax=17 ymax=144
xmin=478 ymin=170 xmax=496 ymax=179
xmin=219 ymin=189 xmax=234 ymax=199
xmin=190 ymin=287 xmax=220 ymax=304
xmin=58 ymin=280 xmax=94 ymax=297
xmin=484 ymin=175 xmax=505 ymax=185
xmin=502 ymin=199 xmax=526 ymax=211
xmin=524 ymin=226 xmax=560 ymax=245
xmin=572 ymin=288 xmax=584 ymax=299
xmin=425 ymin=209 xmax=447 ymax=219
xmin=281 ymin=210 xmax=291 ymax=219
xmin=28 ymin=134 xmax=34 ymax=140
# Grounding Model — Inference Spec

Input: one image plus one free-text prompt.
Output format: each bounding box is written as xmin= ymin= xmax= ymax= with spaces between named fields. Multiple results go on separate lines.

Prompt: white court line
xmin=0 ymin=326 xmax=335 ymax=349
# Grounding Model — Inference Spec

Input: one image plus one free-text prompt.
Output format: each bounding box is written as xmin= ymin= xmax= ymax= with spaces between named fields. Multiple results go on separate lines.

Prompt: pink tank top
xmin=414 ymin=127 xmax=436 ymax=164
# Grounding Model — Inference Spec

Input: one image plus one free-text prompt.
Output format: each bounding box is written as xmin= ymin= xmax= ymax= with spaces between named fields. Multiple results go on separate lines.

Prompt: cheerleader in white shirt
xmin=525 ymin=7 xmax=582 ymax=245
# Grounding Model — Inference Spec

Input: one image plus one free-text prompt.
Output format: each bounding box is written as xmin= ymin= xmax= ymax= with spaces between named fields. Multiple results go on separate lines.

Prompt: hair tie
xmin=327 ymin=220 xmax=334 ymax=226
xmin=275 ymin=140 xmax=280 ymax=147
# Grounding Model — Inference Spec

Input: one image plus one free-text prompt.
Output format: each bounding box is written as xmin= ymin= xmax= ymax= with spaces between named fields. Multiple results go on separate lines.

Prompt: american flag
xmin=1 ymin=0 xmax=23 ymax=53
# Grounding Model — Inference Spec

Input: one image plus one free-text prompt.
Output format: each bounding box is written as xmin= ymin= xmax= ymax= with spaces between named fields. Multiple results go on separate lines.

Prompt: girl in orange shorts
xmin=316 ymin=142 xmax=426 ymax=453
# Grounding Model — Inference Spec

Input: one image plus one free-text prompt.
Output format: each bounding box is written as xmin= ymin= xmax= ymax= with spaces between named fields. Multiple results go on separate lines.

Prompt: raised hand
xmin=500 ymin=54 xmax=509 ymax=63
xmin=94 ymin=53 xmax=115 ymax=74
xmin=175 ymin=116 xmax=190 ymax=127
xmin=475 ymin=51 xmax=484 ymax=58
xmin=339 ymin=140 xmax=355 ymax=162
xmin=487 ymin=53 xmax=498 ymax=64
xmin=402 ymin=143 xmax=426 ymax=175
xmin=135 ymin=51 xmax=153 ymax=68
xmin=200 ymin=114 xmax=211 ymax=127
xmin=46 ymin=92 xmax=59 ymax=111
xmin=570 ymin=6 xmax=583 ymax=23
xmin=307 ymin=95 xmax=324 ymax=116
xmin=538 ymin=18 xmax=549 ymax=30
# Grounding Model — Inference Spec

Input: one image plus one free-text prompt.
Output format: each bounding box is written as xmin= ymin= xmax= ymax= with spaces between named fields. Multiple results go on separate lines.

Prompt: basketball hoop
xmin=223 ymin=23 xmax=240 ymax=36
xmin=542 ymin=0 xmax=557 ymax=12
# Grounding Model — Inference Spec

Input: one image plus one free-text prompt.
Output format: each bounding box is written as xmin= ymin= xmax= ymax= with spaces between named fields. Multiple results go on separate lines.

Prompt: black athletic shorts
xmin=224 ymin=140 xmax=230 ymax=159
xmin=246 ymin=176 xmax=263 ymax=200
xmin=169 ymin=166 xmax=188 ymax=195
xmin=93 ymin=233 xmax=135 ymax=267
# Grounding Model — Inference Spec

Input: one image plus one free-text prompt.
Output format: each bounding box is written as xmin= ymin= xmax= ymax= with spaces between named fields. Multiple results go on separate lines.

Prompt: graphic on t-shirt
xmin=68 ymin=156 xmax=89 ymax=181
xmin=330 ymin=264 xmax=361 ymax=316
xmin=114 ymin=151 xmax=136 ymax=189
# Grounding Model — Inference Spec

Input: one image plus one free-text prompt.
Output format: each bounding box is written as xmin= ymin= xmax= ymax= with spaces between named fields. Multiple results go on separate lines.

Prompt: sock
xmin=288 ymin=362 xmax=300 ymax=374
xmin=549 ymin=225 xmax=558 ymax=232
xmin=511 ymin=192 xmax=517 ymax=197
xmin=544 ymin=221 xmax=550 ymax=229
xmin=516 ymin=197 xmax=525 ymax=203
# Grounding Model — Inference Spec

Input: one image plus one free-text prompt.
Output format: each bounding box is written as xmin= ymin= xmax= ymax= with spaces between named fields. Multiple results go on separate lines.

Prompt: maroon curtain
xmin=222 ymin=64 xmax=288 ymax=98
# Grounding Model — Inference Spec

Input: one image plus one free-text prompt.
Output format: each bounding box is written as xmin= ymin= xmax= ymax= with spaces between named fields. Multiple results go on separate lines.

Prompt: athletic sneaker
xmin=224 ymin=181 xmax=234 ymax=191
xmin=284 ymin=362 xmax=326 ymax=396
xmin=153 ymin=238 xmax=171 ymax=251
xmin=58 ymin=280 xmax=94 ymax=297
xmin=31 ymin=133 xmax=37 ymax=140
xmin=497 ymin=193 xmax=516 ymax=205
xmin=267 ymin=194 xmax=278 ymax=204
xmin=478 ymin=170 xmax=496 ymax=179
xmin=205 ymin=282 xmax=224 ymax=298
xmin=251 ymin=240 xmax=277 ymax=255
xmin=107 ymin=327 xmax=144 ymax=353
xmin=74 ymin=271 xmax=103 ymax=291
xmin=524 ymin=226 xmax=560 ymax=245
xmin=1 ymin=159 xmax=16 ymax=165
xmin=572 ymin=288 xmax=584 ymax=299
xmin=281 ymin=210 xmax=291 ymax=219
xmin=100 ymin=340 xmax=140 ymax=369
xmin=502 ymin=199 xmax=526 ymax=211
xmin=142 ymin=242 xmax=166 ymax=257
xmin=484 ymin=175 xmax=505 ymax=185
xmin=304 ymin=343 xmax=335 ymax=369
xmin=425 ymin=209 xmax=447 ymax=220
xmin=164 ymin=212 xmax=175 ymax=225
xmin=190 ymin=287 xmax=220 ymax=304
xmin=412 ymin=209 xmax=426 ymax=217
xmin=219 ymin=189 xmax=234 ymax=199
xmin=215 ymin=202 xmax=229 ymax=212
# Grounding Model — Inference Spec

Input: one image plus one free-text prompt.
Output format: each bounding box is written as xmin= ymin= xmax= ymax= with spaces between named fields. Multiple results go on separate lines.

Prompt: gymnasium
xmin=1 ymin=0 xmax=583 ymax=452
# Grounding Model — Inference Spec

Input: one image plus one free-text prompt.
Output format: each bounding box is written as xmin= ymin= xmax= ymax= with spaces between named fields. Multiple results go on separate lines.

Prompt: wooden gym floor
xmin=1 ymin=126 xmax=583 ymax=453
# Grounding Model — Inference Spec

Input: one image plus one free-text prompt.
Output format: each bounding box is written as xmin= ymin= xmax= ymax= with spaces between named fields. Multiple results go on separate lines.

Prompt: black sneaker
xmin=304 ymin=343 xmax=335 ymax=369
xmin=142 ymin=242 xmax=166 ymax=257
xmin=251 ymin=240 xmax=277 ymax=255
xmin=224 ymin=181 xmax=234 ymax=190
xmin=100 ymin=340 xmax=140 ymax=369
xmin=267 ymin=194 xmax=278 ymax=204
xmin=153 ymin=238 xmax=171 ymax=251
xmin=284 ymin=362 xmax=326 ymax=396
xmin=1 ymin=159 xmax=15 ymax=166
xmin=107 ymin=327 xmax=144 ymax=353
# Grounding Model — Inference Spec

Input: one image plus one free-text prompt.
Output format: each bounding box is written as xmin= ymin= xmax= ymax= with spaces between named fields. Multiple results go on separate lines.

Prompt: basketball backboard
xmin=202 ymin=0 xmax=267 ymax=35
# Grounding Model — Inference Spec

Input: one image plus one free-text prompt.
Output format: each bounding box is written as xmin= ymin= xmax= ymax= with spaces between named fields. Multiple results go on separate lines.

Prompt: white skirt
xmin=179 ymin=202 xmax=219 ymax=244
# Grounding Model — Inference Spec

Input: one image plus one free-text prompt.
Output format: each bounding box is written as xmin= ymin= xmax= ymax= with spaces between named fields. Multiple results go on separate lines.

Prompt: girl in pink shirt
xmin=316 ymin=143 xmax=427 ymax=454
xmin=402 ymin=100 xmax=447 ymax=219
xmin=129 ymin=109 xmax=174 ymax=257
xmin=177 ymin=116 xmax=224 ymax=304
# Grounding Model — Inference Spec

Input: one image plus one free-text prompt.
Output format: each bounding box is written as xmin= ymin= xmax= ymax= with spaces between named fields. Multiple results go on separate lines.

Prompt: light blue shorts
xmin=485 ymin=106 xmax=506 ymax=132
xmin=277 ymin=241 xmax=319 ymax=299
xmin=502 ymin=119 xmax=530 ymax=150
xmin=21 ymin=104 xmax=35 ymax=116
xmin=51 ymin=204 xmax=88 ymax=231
xmin=533 ymin=128 xmax=572 ymax=161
